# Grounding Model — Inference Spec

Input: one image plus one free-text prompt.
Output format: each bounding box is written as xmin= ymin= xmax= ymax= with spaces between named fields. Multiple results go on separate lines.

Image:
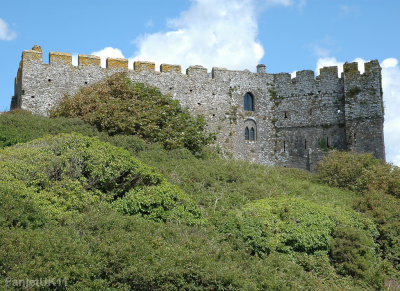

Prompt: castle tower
xmin=343 ymin=60 xmax=385 ymax=161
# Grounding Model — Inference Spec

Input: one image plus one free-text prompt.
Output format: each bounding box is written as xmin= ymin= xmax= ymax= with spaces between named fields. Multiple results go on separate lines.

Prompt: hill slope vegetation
xmin=1 ymin=75 xmax=399 ymax=290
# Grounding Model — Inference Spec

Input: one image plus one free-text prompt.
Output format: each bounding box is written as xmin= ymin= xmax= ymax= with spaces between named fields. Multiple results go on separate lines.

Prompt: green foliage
xmin=113 ymin=182 xmax=203 ymax=225
xmin=0 ymin=110 xmax=101 ymax=147
xmin=0 ymin=133 xmax=201 ymax=224
xmin=0 ymin=182 xmax=48 ymax=229
xmin=354 ymin=191 xmax=400 ymax=272
xmin=1 ymin=113 xmax=398 ymax=289
xmin=216 ymin=197 xmax=376 ymax=258
xmin=0 ymin=206 xmax=361 ymax=290
xmin=317 ymin=150 xmax=400 ymax=197
xmin=319 ymin=137 xmax=329 ymax=151
xmin=330 ymin=226 xmax=384 ymax=288
xmin=50 ymin=73 xmax=214 ymax=155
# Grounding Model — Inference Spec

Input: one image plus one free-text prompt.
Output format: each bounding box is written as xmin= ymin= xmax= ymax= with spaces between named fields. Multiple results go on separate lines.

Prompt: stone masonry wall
xmin=11 ymin=46 xmax=386 ymax=170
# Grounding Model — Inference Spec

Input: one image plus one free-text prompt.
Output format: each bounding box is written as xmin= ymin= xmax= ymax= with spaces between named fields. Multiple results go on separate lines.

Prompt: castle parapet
xmin=295 ymin=70 xmax=314 ymax=82
xmin=273 ymin=73 xmax=291 ymax=84
xmin=364 ymin=60 xmax=381 ymax=74
xmin=79 ymin=54 xmax=100 ymax=67
xmin=22 ymin=49 xmax=43 ymax=64
xmin=319 ymin=66 xmax=339 ymax=80
xmin=211 ymin=67 xmax=228 ymax=79
xmin=343 ymin=62 xmax=360 ymax=79
xmin=186 ymin=65 xmax=208 ymax=77
xmin=160 ymin=64 xmax=181 ymax=73
xmin=49 ymin=52 xmax=72 ymax=66
xmin=134 ymin=61 xmax=155 ymax=72
xmin=106 ymin=57 xmax=128 ymax=69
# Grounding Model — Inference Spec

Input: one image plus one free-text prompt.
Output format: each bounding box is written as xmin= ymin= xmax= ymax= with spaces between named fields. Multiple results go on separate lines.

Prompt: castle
xmin=11 ymin=45 xmax=385 ymax=171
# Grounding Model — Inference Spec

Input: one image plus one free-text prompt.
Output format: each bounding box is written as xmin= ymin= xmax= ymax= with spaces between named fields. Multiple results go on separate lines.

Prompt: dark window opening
xmin=250 ymin=127 xmax=255 ymax=140
xmin=31 ymin=96 xmax=35 ymax=99
xmin=309 ymin=108 xmax=312 ymax=115
xmin=304 ymin=139 xmax=307 ymax=149
xmin=48 ymin=79 xmax=51 ymax=82
xmin=190 ymin=89 xmax=193 ymax=93
xmin=245 ymin=127 xmax=249 ymax=140
xmin=284 ymin=111 xmax=287 ymax=118
xmin=326 ymin=137 xmax=329 ymax=147
xmin=84 ymin=81 xmax=88 ymax=84
xmin=244 ymin=92 xmax=254 ymax=111
xmin=284 ymin=141 xmax=286 ymax=152
xmin=21 ymin=90 xmax=25 ymax=95
xmin=197 ymin=103 xmax=201 ymax=106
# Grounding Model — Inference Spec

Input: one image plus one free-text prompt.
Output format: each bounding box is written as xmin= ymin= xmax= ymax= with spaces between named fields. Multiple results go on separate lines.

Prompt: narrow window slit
xmin=250 ymin=127 xmax=255 ymax=140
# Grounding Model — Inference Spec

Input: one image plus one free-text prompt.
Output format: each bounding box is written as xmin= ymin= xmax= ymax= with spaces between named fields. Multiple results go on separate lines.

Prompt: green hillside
xmin=1 ymin=75 xmax=399 ymax=290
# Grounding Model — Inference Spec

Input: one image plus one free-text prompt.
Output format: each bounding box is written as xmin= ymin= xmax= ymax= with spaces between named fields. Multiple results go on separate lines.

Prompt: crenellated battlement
xmin=12 ymin=45 xmax=385 ymax=171
xmin=49 ymin=52 xmax=72 ymax=66
xmin=106 ymin=58 xmax=128 ymax=69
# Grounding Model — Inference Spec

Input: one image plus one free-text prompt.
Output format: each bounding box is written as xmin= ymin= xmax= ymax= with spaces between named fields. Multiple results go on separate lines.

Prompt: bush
xmin=113 ymin=182 xmax=203 ymax=225
xmin=354 ymin=191 xmax=400 ymax=271
xmin=50 ymin=73 xmax=215 ymax=155
xmin=317 ymin=150 xmax=400 ymax=197
xmin=0 ymin=182 xmax=48 ymax=229
xmin=330 ymin=226 xmax=384 ymax=288
xmin=0 ymin=133 xmax=201 ymax=224
xmin=0 ymin=205 xmax=361 ymax=290
xmin=215 ymin=197 xmax=377 ymax=257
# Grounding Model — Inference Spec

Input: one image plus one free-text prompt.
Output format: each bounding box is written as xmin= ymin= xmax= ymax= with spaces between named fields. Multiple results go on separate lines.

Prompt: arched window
xmin=245 ymin=127 xmax=249 ymax=140
xmin=250 ymin=127 xmax=255 ymax=140
xmin=244 ymin=92 xmax=254 ymax=111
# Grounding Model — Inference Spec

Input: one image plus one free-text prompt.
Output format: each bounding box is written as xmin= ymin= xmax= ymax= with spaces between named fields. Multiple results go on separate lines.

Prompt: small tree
xmin=51 ymin=73 xmax=215 ymax=155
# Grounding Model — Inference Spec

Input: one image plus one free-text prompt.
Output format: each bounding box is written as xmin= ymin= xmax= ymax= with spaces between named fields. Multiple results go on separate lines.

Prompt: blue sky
xmin=1 ymin=0 xmax=399 ymax=165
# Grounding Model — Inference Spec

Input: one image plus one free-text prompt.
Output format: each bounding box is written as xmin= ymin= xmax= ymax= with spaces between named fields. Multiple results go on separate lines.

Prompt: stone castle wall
xmin=11 ymin=46 xmax=385 ymax=171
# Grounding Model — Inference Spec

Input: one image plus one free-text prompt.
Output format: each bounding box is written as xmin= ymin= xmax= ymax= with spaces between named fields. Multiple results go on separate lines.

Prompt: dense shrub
xmin=0 ymin=205 xmax=361 ymax=290
xmin=1 ymin=113 xmax=397 ymax=289
xmin=215 ymin=197 xmax=377 ymax=257
xmin=113 ymin=182 xmax=203 ymax=225
xmin=354 ymin=191 xmax=400 ymax=271
xmin=50 ymin=73 xmax=215 ymax=155
xmin=330 ymin=226 xmax=384 ymax=288
xmin=0 ymin=133 xmax=201 ymax=224
xmin=0 ymin=182 xmax=48 ymax=229
xmin=317 ymin=150 xmax=400 ymax=197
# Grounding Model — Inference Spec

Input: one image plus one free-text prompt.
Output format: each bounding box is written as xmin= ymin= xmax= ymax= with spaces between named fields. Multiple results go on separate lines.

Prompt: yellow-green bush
xmin=317 ymin=150 xmax=400 ymax=197
xmin=0 ymin=133 xmax=202 ymax=224
xmin=216 ymin=197 xmax=377 ymax=257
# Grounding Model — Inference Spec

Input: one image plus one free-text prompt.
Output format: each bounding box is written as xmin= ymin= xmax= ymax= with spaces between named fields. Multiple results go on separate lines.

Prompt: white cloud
xmin=0 ymin=18 xmax=17 ymax=41
xmin=131 ymin=0 xmax=265 ymax=71
xmin=130 ymin=0 xmax=304 ymax=71
xmin=89 ymin=0 xmax=303 ymax=71
xmin=381 ymin=58 xmax=400 ymax=167
xmin=316 ymin=57 xmax=400 ymax=166
xmin=91 ymin=47 xmax=125 ymax=68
